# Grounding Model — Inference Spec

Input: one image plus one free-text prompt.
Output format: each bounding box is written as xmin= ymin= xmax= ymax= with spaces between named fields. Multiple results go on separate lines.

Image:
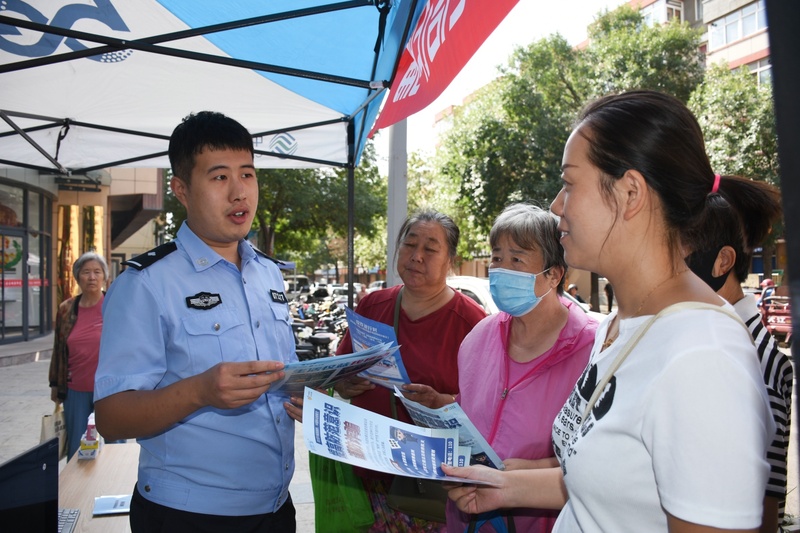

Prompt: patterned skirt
xmin=363 ymin=478 xmax=447 ymax=533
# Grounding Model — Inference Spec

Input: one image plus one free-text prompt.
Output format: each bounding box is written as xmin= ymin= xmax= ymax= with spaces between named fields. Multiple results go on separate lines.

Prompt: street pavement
xmin=1 ymin=335 xmax=798 ymax=530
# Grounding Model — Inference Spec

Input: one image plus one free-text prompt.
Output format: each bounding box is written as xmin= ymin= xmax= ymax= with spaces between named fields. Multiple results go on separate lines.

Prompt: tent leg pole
xmin=387 ymin=119 xmax=408 ymax=288
xmin=348 ymin=164 xmax=355 ymax=309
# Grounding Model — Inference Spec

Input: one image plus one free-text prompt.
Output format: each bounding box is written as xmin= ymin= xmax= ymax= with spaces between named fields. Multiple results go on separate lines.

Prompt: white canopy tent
xmin=0 ymin=0 xmax=427 ymax=304
xmin=0 ymin=0 xmax=425 ymax=173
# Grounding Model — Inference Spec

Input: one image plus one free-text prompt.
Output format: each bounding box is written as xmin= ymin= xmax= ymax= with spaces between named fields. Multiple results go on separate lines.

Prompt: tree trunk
xmin=590 ymin=272 xmax=600 ymax=313
xmin=256 ymin=215 xmax=276 ymax=256
xmin=762 ymin=242 xmax=775 ymax=282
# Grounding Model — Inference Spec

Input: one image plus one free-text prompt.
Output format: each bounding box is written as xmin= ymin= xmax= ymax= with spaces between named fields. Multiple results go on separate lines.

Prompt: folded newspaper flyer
xmin=392 ymin=387 xmax=505 ymax=470
xmin=269 ymin=342 xmax=398 ymax=395
xmin=345 ymin=307 xmax=411 ymax=388
xmin=303 ymin=387 xmax=496 ymax=484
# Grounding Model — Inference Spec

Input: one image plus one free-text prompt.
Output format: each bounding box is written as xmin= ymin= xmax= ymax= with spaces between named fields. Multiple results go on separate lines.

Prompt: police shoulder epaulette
xmin=251 ymin=245 xmax=283 ymax=266
xmin=123 ymin=242 xmax=178 ymax=270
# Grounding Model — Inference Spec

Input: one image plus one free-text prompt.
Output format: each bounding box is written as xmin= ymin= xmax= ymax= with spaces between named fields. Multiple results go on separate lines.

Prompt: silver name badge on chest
xmin=270 ymin=289 xmax=287 ymax=304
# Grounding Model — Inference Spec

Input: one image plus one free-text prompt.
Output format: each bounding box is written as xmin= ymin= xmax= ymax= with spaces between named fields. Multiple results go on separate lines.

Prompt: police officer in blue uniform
xmin=95 ymin=111 xmax=300 ymax=532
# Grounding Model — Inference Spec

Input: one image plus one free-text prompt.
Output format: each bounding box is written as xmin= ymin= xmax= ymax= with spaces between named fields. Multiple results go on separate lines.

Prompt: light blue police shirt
xmin=95 ymin=223 xmax=297 ymax=516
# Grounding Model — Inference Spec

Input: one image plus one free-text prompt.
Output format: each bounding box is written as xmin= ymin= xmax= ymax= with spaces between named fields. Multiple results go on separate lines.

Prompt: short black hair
xmin=168 ymin=111 xmax=254 ymax=183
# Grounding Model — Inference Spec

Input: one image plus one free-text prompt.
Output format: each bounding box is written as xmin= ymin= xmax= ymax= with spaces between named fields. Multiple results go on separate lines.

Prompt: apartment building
xmin=633 ymin=0 xmax=770 ymax=82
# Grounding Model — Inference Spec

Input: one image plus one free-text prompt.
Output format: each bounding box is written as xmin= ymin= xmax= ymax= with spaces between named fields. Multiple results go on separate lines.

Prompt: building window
xmin=0 ymin=182 xmax=52 ymax=344
xmin=709 ymin=1 xmax=767 ymax=50
xmin=641 ymin=3 xmax=654 ymax=26
xmin=641 ymin=0 xmax=684 ymax=26
xmin=748 ymin=57 xmax=772 ymax=85
xmin=695 ymin=0 xmax=703 ymax=21
xmin=666 ymin=1 xmax=683 ymax=22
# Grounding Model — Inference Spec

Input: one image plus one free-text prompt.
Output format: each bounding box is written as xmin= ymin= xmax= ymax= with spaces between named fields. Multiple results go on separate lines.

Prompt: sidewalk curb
xmin=0 ymin=334 xmax=54 ymax=368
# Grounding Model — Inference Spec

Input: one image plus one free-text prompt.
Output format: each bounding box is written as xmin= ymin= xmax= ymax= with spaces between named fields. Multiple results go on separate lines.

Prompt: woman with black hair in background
xmin=684 ymin=176 xmax=791 ymax=532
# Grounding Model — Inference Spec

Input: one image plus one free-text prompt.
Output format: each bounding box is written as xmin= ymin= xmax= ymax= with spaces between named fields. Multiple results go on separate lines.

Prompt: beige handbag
xmin=40 ymin=403 xmax=67 ymax=460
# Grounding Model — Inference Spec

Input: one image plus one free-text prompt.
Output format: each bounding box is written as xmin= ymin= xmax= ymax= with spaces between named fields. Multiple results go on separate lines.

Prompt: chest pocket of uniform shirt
xmin=268 ymin=301 xmax=295 ymax=358
xmin=182 ymin=308 xmax=249 ymax=371
xmin=268 ymin=301 xmax=292 ymax=326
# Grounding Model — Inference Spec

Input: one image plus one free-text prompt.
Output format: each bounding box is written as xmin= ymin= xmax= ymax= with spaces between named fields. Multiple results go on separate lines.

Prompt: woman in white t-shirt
xmin=442 ymin=90 xmax=775 ymax=533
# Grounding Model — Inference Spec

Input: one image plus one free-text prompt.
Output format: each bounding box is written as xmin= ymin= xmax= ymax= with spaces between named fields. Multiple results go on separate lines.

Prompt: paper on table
xmin=93 ymin=494 xmax=132 ymax=516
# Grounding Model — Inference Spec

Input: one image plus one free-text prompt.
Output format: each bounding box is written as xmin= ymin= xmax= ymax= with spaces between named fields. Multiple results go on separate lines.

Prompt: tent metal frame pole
xmin=347 ymin=122 xmax=357 ymax=309
xmin=0 ymin=108 xmax=354 ymax=172
xmin=0 ymin=6 xmax=383 ymax=89
xmin=0 ymin=111 xmax=68 ymax=174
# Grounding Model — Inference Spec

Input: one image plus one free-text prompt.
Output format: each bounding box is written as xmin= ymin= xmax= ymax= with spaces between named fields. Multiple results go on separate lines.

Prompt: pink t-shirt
xmin=67 ymin=298 xmax=104 ymax=392
xmin=447 ymin=297 xmax=597 ymax=533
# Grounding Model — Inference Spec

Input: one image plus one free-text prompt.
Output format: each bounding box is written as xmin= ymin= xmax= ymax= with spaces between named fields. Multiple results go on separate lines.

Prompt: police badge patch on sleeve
xmin=270 ymin=289 xmax=287 ymax=304
xmin=186 ymin=292 xmax=222 ymax=310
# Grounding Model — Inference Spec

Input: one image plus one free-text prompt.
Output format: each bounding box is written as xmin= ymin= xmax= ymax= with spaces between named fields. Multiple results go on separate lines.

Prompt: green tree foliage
xmin=157 ymin=142 xmax=386 ymax=274
xmin=256 ymin=142 xmax=386 ymax=271
xmin=688 ymin=64 xmax=781 ymax=277
xmin=407 ymin=149 xmax=486 ymax=265
xmin=408 ymin=151 xmax=459 ymax=214
xmin=354 ymin=215 xmax=387 ymax=273
xmin=157 ymin=170 xmax=186 ymax=241
xmin=688 ymin=64 xmax=779 ymax=186
xmin=437 ymin=6 xmax=703 ymax=238
xmin=586 ymin=7 xmax=704 ymax=102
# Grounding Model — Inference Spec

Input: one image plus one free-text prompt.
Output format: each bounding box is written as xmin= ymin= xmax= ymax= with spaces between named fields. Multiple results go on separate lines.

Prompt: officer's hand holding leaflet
xmin=198 ymin=360 xmax=287 ymax=410
xmin=94 ymin=359 xmax=287 ymax=440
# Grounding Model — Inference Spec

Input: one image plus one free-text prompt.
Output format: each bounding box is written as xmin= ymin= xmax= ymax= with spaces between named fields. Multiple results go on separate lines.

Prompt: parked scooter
xmin=292 ymin=318 xmax=337 ymax=360
xmin=290 ymin=299 xmax=345 ymax=360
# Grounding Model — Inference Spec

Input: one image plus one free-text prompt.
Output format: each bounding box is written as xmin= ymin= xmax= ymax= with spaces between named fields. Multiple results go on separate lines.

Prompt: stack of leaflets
xmin=393 ymin=387 xmax=504 ymax=470
xmin=303 ymin=387 xmax=501 ymax=483
xmin=269 ymin=342 xmax=398 ymax=395
xmin=345 ymin=308 xmax=411 ymax=389
xmin=329 ymin=308 xmax=504 ymax=470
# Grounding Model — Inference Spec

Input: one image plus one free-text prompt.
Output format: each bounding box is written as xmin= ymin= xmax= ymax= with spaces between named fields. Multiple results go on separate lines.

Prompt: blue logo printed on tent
xmin=0 ymin=0 xmax=131 ymax=62
xmin=268 ymin=132 xmax=298 ymax=156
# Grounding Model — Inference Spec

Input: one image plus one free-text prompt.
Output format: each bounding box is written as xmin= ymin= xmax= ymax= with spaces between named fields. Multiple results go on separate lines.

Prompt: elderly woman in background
xmin=49 ymin=251 xmax=109 ymax=459
xmin=448 ymin=203 xmax=597 ymax=533
xmin=335 ymin=208 xmax=487 ymax=533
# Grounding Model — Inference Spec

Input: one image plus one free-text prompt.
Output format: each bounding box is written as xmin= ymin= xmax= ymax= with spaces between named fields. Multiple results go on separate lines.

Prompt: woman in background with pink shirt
xmin=49 ymin=251 xmax=108 ymax=459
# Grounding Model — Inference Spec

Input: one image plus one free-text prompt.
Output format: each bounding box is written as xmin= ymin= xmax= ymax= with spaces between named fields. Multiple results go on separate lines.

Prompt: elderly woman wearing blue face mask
xmin=447 ymin=203 xmax=598 ymax=533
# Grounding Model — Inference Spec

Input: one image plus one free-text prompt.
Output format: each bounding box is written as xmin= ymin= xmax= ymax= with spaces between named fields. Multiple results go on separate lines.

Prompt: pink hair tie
xmin=711 ymin=173 xmax=721 ymax=194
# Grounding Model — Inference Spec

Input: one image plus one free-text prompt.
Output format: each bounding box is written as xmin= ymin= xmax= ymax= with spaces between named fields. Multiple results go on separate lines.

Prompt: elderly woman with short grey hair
xmin=49 ymin=251 xmax=109 ymax=459
xmin=447 ymin=203 xmax=598 ymax=533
